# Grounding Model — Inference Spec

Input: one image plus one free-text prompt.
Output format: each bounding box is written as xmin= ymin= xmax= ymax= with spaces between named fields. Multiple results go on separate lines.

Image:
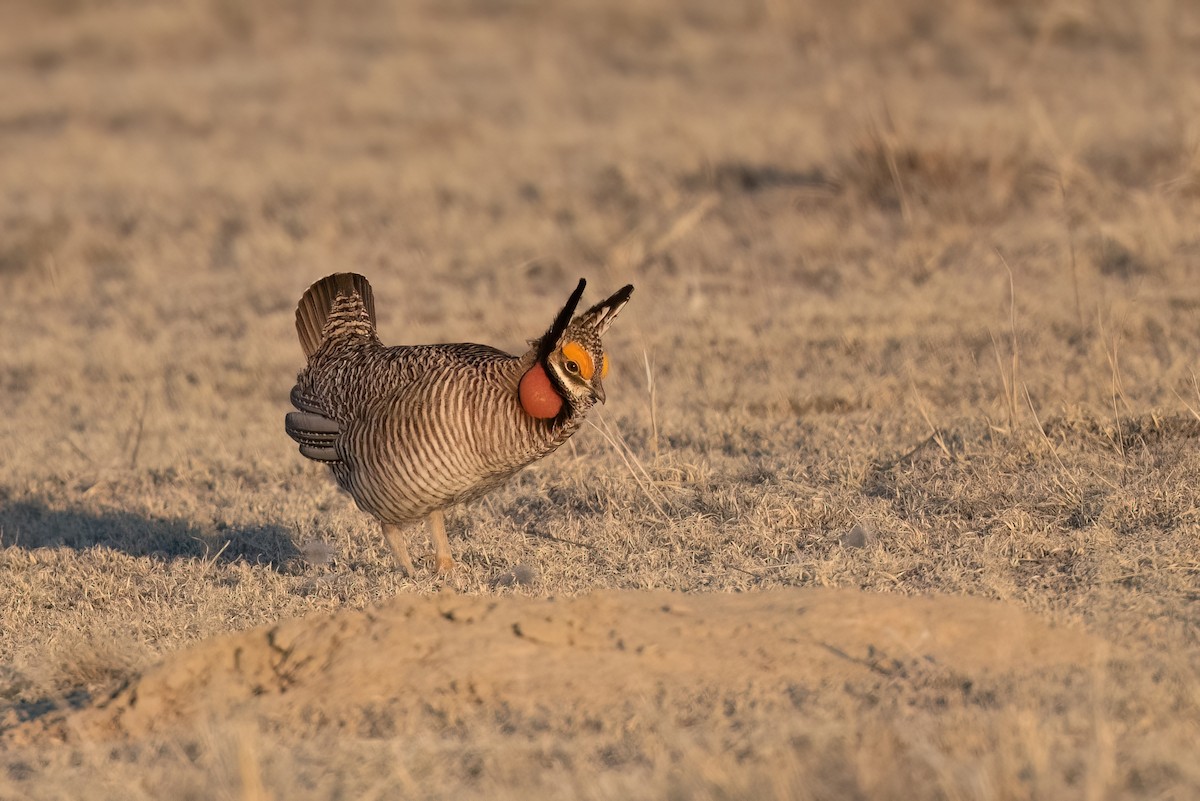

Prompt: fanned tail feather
xmin=284 ymin=411 xmax=341 ymax=462
xmin=295 ymin=272 xmax=378 ymax=359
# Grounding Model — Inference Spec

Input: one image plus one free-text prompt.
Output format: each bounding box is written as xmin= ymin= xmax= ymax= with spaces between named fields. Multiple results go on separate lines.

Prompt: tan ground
xmin=3 ymin=590 xmax=1113 ymax=799
xmin=2 ymin=0 xmax=1200 ymax=798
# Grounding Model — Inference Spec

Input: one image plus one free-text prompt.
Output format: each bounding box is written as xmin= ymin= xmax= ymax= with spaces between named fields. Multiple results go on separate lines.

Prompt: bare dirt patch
xmin=14 ymin=589 xmax=1101 ymax=743
xmin=5 ymin=589 xmax=1132 ymax=800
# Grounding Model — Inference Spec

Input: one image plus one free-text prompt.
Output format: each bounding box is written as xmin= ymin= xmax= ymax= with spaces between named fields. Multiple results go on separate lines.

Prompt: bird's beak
xmin=593 ymin=379 xmax=606 ymax=404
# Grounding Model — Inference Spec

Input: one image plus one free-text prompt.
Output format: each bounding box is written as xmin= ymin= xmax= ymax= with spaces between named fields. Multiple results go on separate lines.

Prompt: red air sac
xmin=519 ymin=363 xmax=563 ymax=419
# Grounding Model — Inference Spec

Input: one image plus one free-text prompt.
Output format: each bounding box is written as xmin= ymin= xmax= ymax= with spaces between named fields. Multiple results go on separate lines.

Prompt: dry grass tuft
xmin=842 ymin=120 xmax=1050 ymax=223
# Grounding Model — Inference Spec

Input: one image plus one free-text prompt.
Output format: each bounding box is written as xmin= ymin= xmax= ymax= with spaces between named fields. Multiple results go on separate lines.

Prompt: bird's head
xmin=518 ymin=279 xmax=634 ymax=420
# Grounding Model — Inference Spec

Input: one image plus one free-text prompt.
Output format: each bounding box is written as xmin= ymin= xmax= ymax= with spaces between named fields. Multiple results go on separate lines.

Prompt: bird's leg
xmin=428 ymin=509 xmax=455 ymax=574
xmin=381 ymin=522 xmax=416 ymax=576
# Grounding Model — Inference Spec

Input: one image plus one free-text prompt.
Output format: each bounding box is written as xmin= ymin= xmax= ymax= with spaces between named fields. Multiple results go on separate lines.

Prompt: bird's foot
xmin=382 ymin=523 xmax=417 ymax=577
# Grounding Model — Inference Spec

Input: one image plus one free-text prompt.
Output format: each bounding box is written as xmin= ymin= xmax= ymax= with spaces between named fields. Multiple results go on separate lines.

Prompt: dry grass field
xmin=2 ymin=0 xmax=1200 ymax=797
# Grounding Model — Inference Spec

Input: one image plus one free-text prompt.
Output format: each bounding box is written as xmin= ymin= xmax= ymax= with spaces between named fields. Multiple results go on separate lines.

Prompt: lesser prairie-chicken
xmin=285 ymin=273 xmax=633 ymax=574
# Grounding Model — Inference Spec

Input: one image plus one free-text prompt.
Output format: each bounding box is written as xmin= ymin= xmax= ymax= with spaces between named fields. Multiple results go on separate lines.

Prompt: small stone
xmin=493 ymin=563 xmax=538 ymax=588
xmin=299 ymin=540 xmax=336 ymax=566
xmin=840 ymin=524 xmax=874 ymax=549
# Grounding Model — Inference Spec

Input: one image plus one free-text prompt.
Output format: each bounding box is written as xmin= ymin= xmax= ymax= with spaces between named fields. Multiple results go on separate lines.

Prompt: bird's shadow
xmin=0 ymin=499 xmax=298 ymax=567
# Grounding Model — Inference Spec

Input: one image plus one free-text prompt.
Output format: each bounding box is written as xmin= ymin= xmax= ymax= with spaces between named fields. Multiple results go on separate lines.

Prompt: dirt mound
xmin=14 ymin=589 xmax=1102 ymax=745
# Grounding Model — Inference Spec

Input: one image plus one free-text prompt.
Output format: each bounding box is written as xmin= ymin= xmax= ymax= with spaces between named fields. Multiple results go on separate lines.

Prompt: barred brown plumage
xmin=284 ymin=272 xmax=634 ymax=575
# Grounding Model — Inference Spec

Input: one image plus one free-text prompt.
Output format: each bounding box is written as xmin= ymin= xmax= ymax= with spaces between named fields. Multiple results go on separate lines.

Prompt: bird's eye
xmin=561 ymin=342 xmax=594 ymax=380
